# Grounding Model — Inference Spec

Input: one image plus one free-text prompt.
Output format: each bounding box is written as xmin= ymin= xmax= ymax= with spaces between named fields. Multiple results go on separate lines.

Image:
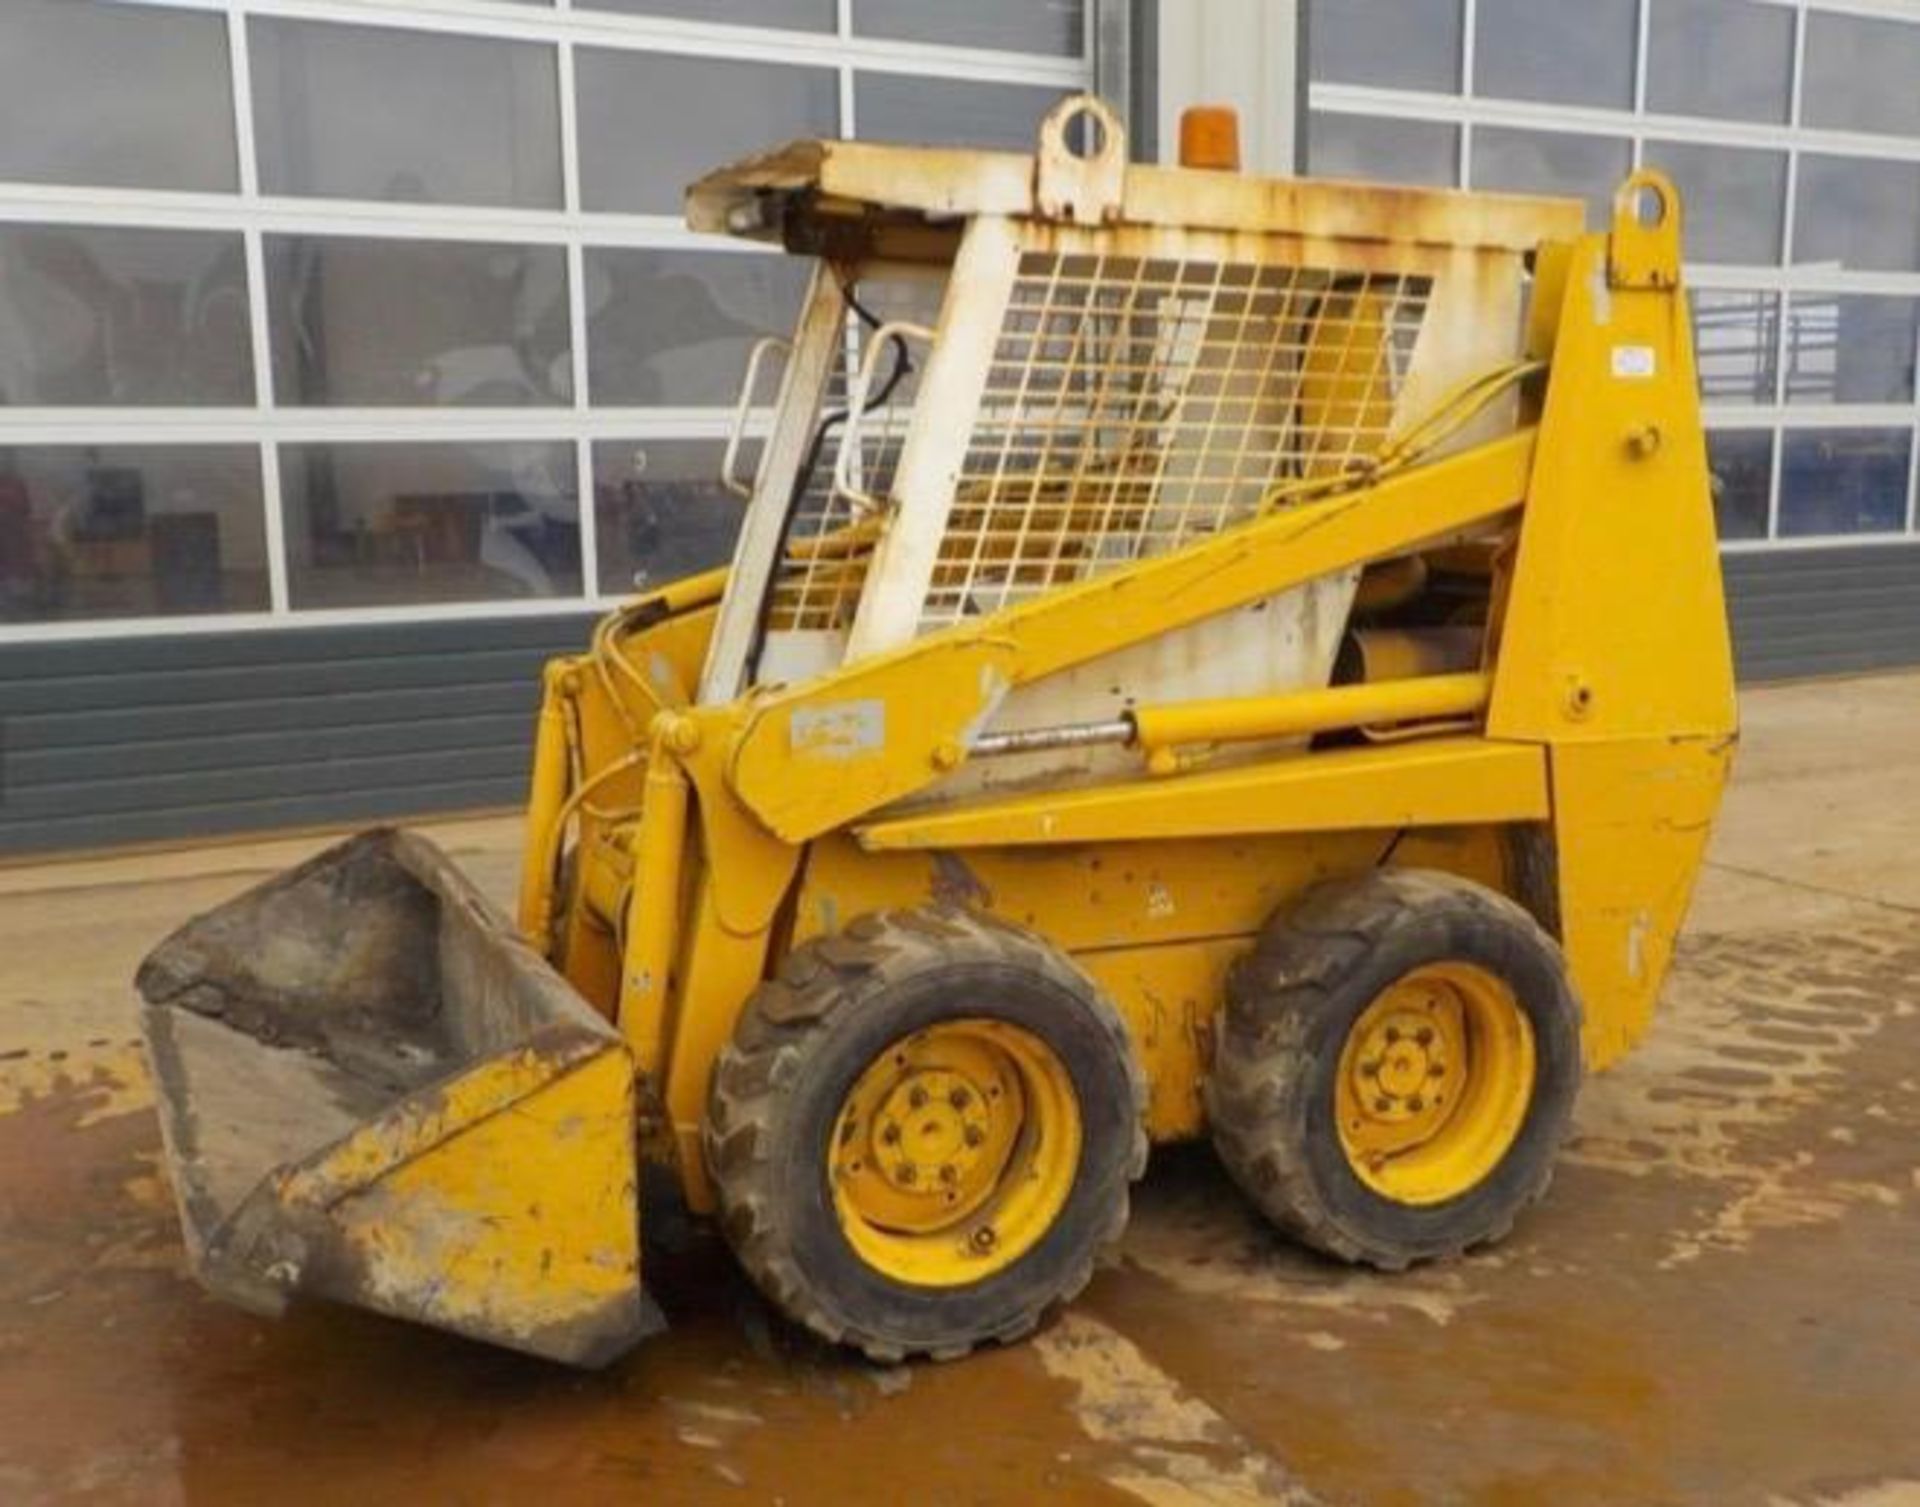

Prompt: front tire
xmin=704 ymin=907 xmax=1147 ymax=1362
xmin=1206 ymin=869 xmax=1583 ymax=1269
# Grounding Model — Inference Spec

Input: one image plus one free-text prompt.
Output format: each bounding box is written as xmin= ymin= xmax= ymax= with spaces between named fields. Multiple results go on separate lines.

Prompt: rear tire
xmin=1206 ymin=869 xmax=1582 ymax=1270
xmin=704 ymin=907 xmax=1147 ymax=1362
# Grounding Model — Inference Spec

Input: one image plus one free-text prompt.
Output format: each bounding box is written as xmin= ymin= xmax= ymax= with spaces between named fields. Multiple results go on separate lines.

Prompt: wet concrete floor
xmin=3 ymin=674 xmax=1919 ymax=1505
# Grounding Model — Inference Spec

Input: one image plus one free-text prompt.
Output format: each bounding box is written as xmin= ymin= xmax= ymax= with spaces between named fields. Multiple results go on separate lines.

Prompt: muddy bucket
xmin=136 ymin=828 xmax=661 ymax=1367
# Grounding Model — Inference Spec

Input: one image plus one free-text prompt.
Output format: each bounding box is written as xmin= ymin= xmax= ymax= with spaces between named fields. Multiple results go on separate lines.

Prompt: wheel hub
xmin=1334 ymin=963 xmax=1537 ymax=1205
xmin=871 ymin=1068 xmax=994 ymax=1194
xmin=827 ymin=1018 xmax=1082 ymax=1286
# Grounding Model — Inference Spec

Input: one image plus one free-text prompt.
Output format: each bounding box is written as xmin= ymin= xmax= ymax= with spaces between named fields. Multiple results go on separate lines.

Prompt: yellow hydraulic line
xmin=620 ymin=719 xmax=692 ymax=1079
xmin=1129 ymin=672 xmax=1493 ymax=771
xmin=516 ymin=661 xmax=576 ymax=939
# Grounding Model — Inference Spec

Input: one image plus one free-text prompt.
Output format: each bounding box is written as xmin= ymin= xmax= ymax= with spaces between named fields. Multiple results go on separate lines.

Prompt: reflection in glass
xmin=0 ymin=446 xmax=268 ymax=623
xmin=264 ymin=237 xmax=570 ymax=408
xmin=1793 ymin=157 xmax=1920 ymax=274
xmin=1647 ymin=0 xmax=1794 ymax=124
xmin=585 ymin=250 xmax=812 ymax=408
xmin=576 ymin=51 xmax=837 ymax=215
xmin=1803 ymin=11 xmax=1920 ymax=140
xmin=281 ymin=442 xmax=580 ymax=609
xmin=577 ymin=0 xmax=830 ymax=28
xmin=1308 ymin=114 xmax=1459 ymax=187
xmin=1308 ymin=0 xmax=1463 ymax=92
xmin=852 ymin=0 xmax=1083 ymax=56
xmin=0 ymin=0 xmax=237 ymax=192
xmin=1475 ymin=0 xmax=1637 ymax=109
xmin=1705 ymin=430 xmax=1772 ymax=541
xmin=1641 ymin=142 xmax=1785 ymax=266
xmin=0 ymin=226 xmax=253 ymax=408
xmin=1692 ymin=292 xmax=1779 ymax=405
xmin=249 ymin=19 xmax=562 ymax=210
xmin=1785 ymin=295 xmax=1920 ymax=405
xmin=855 ymin=74 xmax=1066 ymax=150
xmin=594 ymin=440 xmax=747 ymax=596
xmin=1779 ymin=429 xmax=1912 ymax=537
xmin=1471 ymin=128 xmax=1630 ymax=226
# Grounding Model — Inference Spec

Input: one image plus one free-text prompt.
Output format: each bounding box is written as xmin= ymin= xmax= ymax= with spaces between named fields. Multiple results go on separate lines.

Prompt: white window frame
xmin=0 ymin=0 xmax=1093 ymax=643
xmin=1308 ymin=0 xmax=1920 ymax=554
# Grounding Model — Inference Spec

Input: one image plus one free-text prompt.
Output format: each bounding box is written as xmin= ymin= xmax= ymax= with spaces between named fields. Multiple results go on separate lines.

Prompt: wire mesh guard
xmin=768 ymin=250 xmax=1432 ymax=634
xmin=764 ymin=273 xmax=943 ymax=634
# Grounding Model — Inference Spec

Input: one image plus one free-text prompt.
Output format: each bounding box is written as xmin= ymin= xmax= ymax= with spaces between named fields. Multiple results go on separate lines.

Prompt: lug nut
xmin=1428 ymin=1063 xmax=1446 ymax=1078
xmin=1408 ymin=1096 xmax=1425 ymax=1113
xmin=898 ymin=1163 xmax=917 ymax=1185
xmin=909 ymin=1086 xmax=929 ymax=1109
xmin=964 ymin=1125 xmax=985 ymax=1147
xmin=1374 ymin=1096 xmax=1394 ymax=1113
xmin=950 ymin=1087 xmax=971 ymax=1109
xmin=1361 ymin=1059 xmax=1382 ymax=1079
xmin=1415 ymin=1027 xmax=1435 ymax=1047
xmin=882 ymin=1123 xmax=901 ymax=1145
xmin=940 ymin=1165 xmax=958 ymax=1184
xmin=1385 ymin=1027 xmax=1402 ymax=1045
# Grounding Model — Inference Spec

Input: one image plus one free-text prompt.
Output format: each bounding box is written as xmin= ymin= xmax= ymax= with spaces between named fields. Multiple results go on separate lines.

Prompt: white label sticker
xmin=1611 ymin=344 xmax=1657 ymax=379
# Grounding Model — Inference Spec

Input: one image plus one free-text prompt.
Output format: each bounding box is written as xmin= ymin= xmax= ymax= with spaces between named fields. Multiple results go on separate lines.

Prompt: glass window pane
xmin=580 ymin=0 xmax=833 ymax=29
xmin=1779 ymin=429 xmax=1912 ymax=537
xmin=0 ymin=0 xmax=236 ymax=192
xmin=1785 ymin=295 xmax=1920 ymax=406
xmin=0 ymin=446 xmax=268 ymax=623
xmin=1308 ymin=0 xmax=1462 ymax=91
xmin=594 ymin=439 xmax=747 ymax=595
xmin=577 ymin=51 xmax=837 ymax=215
xmin=1706 ymin=430 xmax=1773 ymax=542
xmin=856 ymin=75 xmax=1064 ymax=150
xmin=264 ymin=237 xmax=570 ymax=408
xmin=281 ymin=442 xmax=580 ymax=608
xmin=1792 ymin=157 xmax=1920 ymax=274
xmin=0 ymin=225 xmax=253 ymax=407
xmin=852 ymin=0 xmax=1083 ymax=57
xmin=250 ymin=19 xmax=561 ymax=210
xmin=1307 ymin=113 xmax=1459 ymax=187
xmin=1647 ymin=0 xmax=1793 ymax=124
xmin=1692 ymin=291 xmax=1778 ymax=405
xmin=1804 ymin=12 xmax=1920 ymax=140
xmin=1475 ymin=0 xmax=1637 ymax=109
xmin=1471 ymin=128 xmax=1630 ymax=226
xmin=586 ymin=250 xmax=811 ymax=408
xmin=1642 ymin=141 xmax=1785 ymax=266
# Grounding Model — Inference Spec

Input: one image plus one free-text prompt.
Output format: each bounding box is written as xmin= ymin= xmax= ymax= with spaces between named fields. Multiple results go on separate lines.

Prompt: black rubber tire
xmin=704 ymin=906 xmax=1148 ymax=1363
xmin=1206 ymin=868 xmax=1583 ymax=1270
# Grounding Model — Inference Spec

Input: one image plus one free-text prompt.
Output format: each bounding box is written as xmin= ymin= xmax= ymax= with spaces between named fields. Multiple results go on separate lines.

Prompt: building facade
xmin=1304 ymin=0 xmax=1920 ymax=681
xmin=1 ymin=0 xmax=1916 ymax=856
xmin=0 ymin=0 xmax=1097 ymax=853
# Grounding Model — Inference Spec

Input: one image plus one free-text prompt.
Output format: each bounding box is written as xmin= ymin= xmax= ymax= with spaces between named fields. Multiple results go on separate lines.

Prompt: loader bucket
xmin=135 ymin=828 xmax=661 ymax=1367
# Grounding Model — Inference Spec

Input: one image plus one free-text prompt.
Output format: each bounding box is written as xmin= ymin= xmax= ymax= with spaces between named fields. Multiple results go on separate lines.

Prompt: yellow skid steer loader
xmin=139 ymin=98 xmax=1736 ymax=1367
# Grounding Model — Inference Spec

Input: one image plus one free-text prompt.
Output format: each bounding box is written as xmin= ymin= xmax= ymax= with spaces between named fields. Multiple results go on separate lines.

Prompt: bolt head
xmin=881 ymin=1123 xmax=901 ymax=1145
xmin=898 ymin=1163 xmax=917 ymax=1185
xmin=1374 ymin=1096 xmax=1394 ymax=1114
xmin=970 ymin=1226 xmax=997 ymax=1252
xmin=909 ymin=1086 xmax=929 ymax=1109
xmin=964 ymin=1124 xmax=985 ymax=1147
xmin=939 ymin=1165 xmax=958 ymax=1184
xmin=949 ymin=1087 xmax=971 ymax=1109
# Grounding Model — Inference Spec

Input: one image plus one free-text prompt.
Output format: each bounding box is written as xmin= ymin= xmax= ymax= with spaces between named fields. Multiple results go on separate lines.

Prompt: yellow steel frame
xmin=518 ymin=170 xmax=1735 ymax=1211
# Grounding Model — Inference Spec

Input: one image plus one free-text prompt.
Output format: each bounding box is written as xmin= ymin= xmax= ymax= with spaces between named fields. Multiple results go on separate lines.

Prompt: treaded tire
xmin=704 ymin=906 xmax=1148 ymax=1363
xmin=1206 ymin=868 xmax=1582 ymax=1270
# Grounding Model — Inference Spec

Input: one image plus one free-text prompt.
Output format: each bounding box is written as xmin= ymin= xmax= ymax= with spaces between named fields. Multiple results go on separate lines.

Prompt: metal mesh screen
xmin=921 ymin=251 xmax=1432 ymax=626
xmin=765 ymin=273 xmax=943 ymax=634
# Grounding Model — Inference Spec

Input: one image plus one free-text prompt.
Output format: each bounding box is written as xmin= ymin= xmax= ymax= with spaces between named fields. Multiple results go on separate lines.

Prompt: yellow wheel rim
xmin=1335 ymin=963 xmax=1536 ymax=1206
xmin=829 ymin=1019 xmax=1081 ymax=1287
